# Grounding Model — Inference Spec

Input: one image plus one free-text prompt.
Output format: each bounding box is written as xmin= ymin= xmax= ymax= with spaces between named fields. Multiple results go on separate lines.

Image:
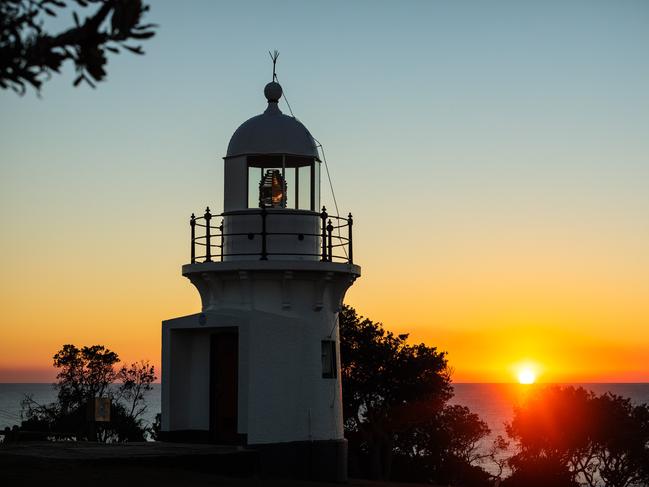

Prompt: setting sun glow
xmin=517 ymin=367 xmax=537 ymax=384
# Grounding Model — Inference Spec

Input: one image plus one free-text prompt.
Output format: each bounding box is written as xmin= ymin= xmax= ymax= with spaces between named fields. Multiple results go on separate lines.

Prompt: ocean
xmin=2 ymin=382 xmax=648 ymax=441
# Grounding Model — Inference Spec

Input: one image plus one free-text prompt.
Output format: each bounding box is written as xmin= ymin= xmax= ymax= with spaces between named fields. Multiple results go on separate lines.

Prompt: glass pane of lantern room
xmin=283 ymin=168 xmax=295 ymax=209
xmin=313 ymin=161 xmax=321 ymax=211
xmin=248 ymin=167 xmax=263 ymax=208
xmin=298 ymin=165 xmax=311 ymax=211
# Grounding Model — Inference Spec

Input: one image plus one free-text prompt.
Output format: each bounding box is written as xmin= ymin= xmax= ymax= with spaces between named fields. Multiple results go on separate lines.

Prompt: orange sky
xmin=0 ymin=205 xmax=647 ymax=383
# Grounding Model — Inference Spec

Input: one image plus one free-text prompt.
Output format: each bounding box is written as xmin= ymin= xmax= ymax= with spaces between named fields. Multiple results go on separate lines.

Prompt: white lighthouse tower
xmin=160 ymin=73 xmax=360 ymax=481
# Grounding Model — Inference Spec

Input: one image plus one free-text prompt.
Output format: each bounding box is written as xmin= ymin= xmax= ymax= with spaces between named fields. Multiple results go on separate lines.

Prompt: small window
xmin=321 ymin=340 xmax=337 ymax=379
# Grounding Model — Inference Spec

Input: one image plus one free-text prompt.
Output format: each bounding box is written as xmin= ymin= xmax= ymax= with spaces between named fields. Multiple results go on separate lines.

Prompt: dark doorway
xmin=209 ymin=331 xmax=238 ymax=443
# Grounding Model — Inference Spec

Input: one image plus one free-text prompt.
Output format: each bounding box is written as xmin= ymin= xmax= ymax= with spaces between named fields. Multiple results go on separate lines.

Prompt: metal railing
xmin=189 ymin=207 xmax=354 ymax=264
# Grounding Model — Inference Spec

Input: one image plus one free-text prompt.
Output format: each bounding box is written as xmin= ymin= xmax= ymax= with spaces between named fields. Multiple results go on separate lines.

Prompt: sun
xmin=517 ymin=367 xmax=537 ymax=384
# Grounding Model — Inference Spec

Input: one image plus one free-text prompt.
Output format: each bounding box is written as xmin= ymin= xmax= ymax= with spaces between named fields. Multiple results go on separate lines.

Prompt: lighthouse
xmin=160 ymin=73 xmax=360 ymax=481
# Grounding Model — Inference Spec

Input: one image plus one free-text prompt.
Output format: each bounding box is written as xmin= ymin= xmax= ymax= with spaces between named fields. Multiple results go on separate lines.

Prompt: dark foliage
xmin=0 ymin=0 xmax=156 ymax=94
xmin=53 ymin=343 xmax=119 ymax=413
xmin=390 ymin=425 xmax=496 ymax=485
xmin=21 ymin=397 xmax=148 ymax=442
xmin=20 ymin=343 xmax=156 ymax=442
xmin=340 ymin=305 xmax=494 ymax=485
xmin=505 ymin=385 xmax=649 ymax=487
xmin=116 ymin=359 xmax=157 ymax=421
xmin=502 ymin=456 xmax=579 ymax=487
xmin=392 ymin=405 xmax=499 ymax=486
xmin=150 ymin=412 xmax=161 ymax=441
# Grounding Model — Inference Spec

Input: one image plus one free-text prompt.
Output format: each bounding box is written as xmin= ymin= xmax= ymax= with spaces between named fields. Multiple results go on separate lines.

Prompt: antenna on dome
xmin=268 ymin=50 xmax=279 ymax=81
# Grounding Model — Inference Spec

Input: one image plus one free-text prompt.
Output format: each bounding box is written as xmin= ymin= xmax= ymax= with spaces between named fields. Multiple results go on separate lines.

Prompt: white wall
xmin=162 ymin=264 xmax=358 ymax=445
xmin=222 ymin=209 xmax=321 ymax=262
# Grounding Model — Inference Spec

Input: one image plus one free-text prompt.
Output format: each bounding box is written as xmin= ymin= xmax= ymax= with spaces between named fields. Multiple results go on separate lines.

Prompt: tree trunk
xmin=382 ymin=435 xmax=394 ymax=480
xmin=369 ymin=438 xmax=383 ymax=480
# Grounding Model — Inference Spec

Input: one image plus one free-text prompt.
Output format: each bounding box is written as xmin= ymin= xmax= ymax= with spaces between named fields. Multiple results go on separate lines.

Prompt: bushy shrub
xmin=20 ymin=344 xmax=156 ymax=443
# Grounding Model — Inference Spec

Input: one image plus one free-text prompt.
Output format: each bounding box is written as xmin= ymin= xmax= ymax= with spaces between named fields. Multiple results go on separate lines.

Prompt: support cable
xmin=274 ymin=75 xmax=349 ymax=259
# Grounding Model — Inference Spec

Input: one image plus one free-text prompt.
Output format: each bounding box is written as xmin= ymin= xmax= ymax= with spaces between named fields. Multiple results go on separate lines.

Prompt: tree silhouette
xmin=20 ymin=344 xmax=156 ymax=442
xmin=339 ymin=305 xmax=498 ymax=484
xmin=340 ymin=306 xmax=453 ymax=479
xmin=115 ymin=360 xmax=156 ymax=421
xmin=393 ymin=404 xmax=497 ymax=486
xmin=0 ymin=0 xmax=156 ymax=94
xmin=504 ymin=386 xmax=649 ymax=487
xmin=52 ymin=343 xmax=119 ymax=414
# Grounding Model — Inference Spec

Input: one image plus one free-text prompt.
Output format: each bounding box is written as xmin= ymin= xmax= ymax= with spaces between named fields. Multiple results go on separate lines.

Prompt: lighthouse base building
xmin=161 ymin=79 xmax=360 ymax=481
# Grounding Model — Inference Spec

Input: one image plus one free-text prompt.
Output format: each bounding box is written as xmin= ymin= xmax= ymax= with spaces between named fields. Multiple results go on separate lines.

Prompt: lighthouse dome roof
xmin=226 ymin=82 xmax=320 ymax=160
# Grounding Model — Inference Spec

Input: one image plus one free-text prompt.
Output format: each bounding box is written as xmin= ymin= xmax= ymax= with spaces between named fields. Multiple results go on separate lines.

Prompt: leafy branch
xmin=0 ymin=0 xmax=156 ymax=94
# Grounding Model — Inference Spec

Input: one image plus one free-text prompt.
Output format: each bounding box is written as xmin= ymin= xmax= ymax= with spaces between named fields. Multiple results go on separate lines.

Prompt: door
xmin=209 ymin=331 xmax=238 ymax=443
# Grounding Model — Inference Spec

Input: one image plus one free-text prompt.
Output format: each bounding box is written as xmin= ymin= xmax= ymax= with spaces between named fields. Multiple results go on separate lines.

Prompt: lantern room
xmin=223 ymin=81 xmax=321 ymax=213
xmin=184 ymin=80 xmax=349 ymax=263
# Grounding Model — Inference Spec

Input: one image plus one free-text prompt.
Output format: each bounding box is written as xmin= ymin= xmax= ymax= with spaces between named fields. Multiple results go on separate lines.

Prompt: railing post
xmin=320 ymin=206 xmax=328 ymax=261
xmin=260 ymin=207 xmax=268 ymax=260
xmin=219 ymin=219 xmax=224 ymax=261
xmin=347 ymin=213 xmax=353 ymax=264
xmin=327 ymin=219 xmax=333 ymax=262
xmin=190 ymin=213 xmax=196 ymax=264
xmin=204 ymin=207 xmax=212 ymax=262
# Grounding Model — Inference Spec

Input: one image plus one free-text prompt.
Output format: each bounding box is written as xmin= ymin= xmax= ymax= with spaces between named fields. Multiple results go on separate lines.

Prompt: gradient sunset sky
xmin=1 ymin=1 xmax=648 ymax=383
